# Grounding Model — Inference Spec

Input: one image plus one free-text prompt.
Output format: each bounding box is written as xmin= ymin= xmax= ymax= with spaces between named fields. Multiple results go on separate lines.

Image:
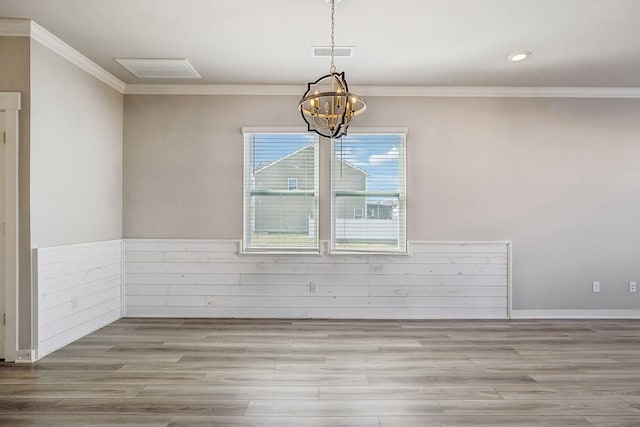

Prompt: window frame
xmin=242 ymin=129 xmax=320 ymax=254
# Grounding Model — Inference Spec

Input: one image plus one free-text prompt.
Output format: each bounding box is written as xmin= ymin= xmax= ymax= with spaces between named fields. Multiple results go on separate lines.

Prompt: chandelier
xmin=299 ymin=0 xmax=366 ymax=139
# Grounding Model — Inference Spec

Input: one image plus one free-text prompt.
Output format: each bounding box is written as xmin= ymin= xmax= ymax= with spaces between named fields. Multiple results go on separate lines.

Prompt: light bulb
xmin=508 ymin=51 xmax=531 ymax=62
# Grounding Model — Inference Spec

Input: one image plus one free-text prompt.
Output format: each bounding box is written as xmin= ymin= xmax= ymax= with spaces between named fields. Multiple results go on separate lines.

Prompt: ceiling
xmin=1 ymin=0 xmax=640 ymax=87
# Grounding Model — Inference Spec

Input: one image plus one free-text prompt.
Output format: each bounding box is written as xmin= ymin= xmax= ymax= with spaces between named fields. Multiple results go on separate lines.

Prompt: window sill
xmin=322 ymin=242 xmax=409 ymax=256
xmin=238 ymin=242 xmax=409 ymax=256
xmin=327 ymin=250 xmax=409 ymax=256
xmin=239 ymin=249 xmax=321 ymax=256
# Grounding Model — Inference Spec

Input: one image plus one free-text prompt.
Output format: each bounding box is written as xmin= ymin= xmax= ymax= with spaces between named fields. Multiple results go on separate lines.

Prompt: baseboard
xmin=14 ymin=349 xmax=37 ymax=363
xmin=511 ymin=309 xmax=640 ymax=319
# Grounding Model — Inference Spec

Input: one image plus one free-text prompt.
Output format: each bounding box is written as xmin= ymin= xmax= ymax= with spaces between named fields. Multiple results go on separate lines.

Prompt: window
xmin=243 ymin=132 xmax=319 ymax=252
xmin=287 ymin=178 xmax=298 ymax=190
xmin=332 ymin=133 xmax=406 ymax=253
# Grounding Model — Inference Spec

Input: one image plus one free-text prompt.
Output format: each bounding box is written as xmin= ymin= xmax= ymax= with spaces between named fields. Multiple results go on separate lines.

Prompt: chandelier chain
xmin=330 ymin=0 xmax=335 ymax=74
xmin=298 ymin=0 xmax=366 ymax=139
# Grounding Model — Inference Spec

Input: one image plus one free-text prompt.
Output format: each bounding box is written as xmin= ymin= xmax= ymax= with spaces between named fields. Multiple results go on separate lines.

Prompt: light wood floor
xmin=1 ymin=318 xmax=640 ymax=426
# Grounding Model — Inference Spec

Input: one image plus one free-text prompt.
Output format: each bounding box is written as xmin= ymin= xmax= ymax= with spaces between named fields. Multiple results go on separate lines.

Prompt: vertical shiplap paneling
xmin=125 ymin=240 xmax=509 ymax=319
xmin=36 ymin=240 xmax=123 ymax=358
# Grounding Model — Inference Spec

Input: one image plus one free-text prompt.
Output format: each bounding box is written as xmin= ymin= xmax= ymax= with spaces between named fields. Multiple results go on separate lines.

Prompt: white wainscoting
xmin=125 ymin=239 xmax=510 ymax=319
xmin=35 ymin=240 xmax=123 ymax=359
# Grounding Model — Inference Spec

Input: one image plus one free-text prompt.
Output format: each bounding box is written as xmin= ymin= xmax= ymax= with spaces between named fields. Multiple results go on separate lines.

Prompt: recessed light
xmin=508 ymin=51 xmax=531 ymax=62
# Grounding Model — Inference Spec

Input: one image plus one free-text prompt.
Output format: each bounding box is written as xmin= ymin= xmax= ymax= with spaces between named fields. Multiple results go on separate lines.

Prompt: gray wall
xmin=30 ymin=39 xmax=123 ymax=248
xmin=123 ymin=95 xmax=640 ymax=311
xmin=0 ymin=37 xmax=31 ymax=348
xmin=123 ymin=95 xmax=285 ymax=239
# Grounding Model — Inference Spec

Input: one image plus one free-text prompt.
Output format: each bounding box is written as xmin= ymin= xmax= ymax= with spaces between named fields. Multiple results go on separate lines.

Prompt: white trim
xmin=344 ymin=127 xmax=408 ymax=135
xmin=126 ymin=84 xmax=302 ymax=96
xmin=30 ymin=248 xmax=38 ymax=361
xmin=14 ymin=349 xmax=36 ymax=363
xmin=241 ymin=127 xmax=308 ymax=134
xmin=511 ymin=309 xmax=640 ymax=319
xmin=507 ymin=242 xmax=513 ymax=319
xmin=0 ymin=19 xmax=126 ymax=93
xmin=241 ymin=126 xmax=406 ymax=137
xmin=124 ymin=238 xmax=243 ymax=245
xmin=29 ymin=21 xmax=126 ymax=93
xmin=0 ymin=93 xmax=21 ymax=110
xmin=1 ymin=93 xmax=20 ymax=362
xmin=0 ymin=19 xmax=31 ymax=36
xmin=125 ymin=84 xmax=640 ymax=99
xmin=356 ymin=86 xmax=640 ymax=98
xmin=36 ymin=238 xmax=124 ymax=251
xmin=121 ymin=240 xmax=126 ymax=317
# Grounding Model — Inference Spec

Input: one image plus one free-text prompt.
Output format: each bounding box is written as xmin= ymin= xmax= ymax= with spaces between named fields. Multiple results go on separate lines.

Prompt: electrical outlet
xmin=592 ymin=281 xmax=600 ymax=293
xmin=630 ymin=282 xmax=637 ymax=293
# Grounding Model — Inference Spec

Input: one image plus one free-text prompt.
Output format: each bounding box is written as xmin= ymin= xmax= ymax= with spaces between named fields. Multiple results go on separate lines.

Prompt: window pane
xmin=244 ymin=133 xmax=319 ymax=251
xmin=332 ymin=134 xmax=406 ymax=252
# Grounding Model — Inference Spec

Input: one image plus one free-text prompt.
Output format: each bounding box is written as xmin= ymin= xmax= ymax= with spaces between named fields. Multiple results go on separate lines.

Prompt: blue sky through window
xmin=250 ymin=133 xmax=403 ymax=192
xmin=336 ymin=134 xmax=403 ymax=192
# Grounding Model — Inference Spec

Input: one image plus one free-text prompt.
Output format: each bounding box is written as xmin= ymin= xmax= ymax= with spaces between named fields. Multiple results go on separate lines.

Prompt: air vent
xmin=114 ymin=58 xmax=201 ymax=79
xmin=311 ymin=46 xmax=354 ymax=58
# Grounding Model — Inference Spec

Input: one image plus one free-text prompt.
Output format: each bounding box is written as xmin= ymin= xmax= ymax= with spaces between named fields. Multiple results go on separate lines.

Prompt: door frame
xmin=1 ymin=92 xmax=20 ymax=362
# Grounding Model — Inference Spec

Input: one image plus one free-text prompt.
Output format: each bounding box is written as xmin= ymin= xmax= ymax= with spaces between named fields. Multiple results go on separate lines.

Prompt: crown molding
xmin=0 ymin=18 xmax=31 ymax=36
xmin=30 ymin=21 xmax=126 ymax=93
xmin=0 ymin=19 xmax=126 ymax=94
xmin=125 ymin=83 xmax=640 ymax=98
xmin=357 ymin=85 xmax=640 ymax=98
xmin=3 ymin=19 xmax=640 ymax=99
xmin=125 ymin=84 xmax=302 ymax=96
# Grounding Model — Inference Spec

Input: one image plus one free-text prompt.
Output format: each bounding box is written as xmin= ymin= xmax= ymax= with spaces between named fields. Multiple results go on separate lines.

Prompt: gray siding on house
xmin=250 ymin=145 xmax=368 ymax=234
xmin=332 ymin=157 xmax=367 ymax=219
xmin=253 ymin=145 xmax=317 ymax=233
